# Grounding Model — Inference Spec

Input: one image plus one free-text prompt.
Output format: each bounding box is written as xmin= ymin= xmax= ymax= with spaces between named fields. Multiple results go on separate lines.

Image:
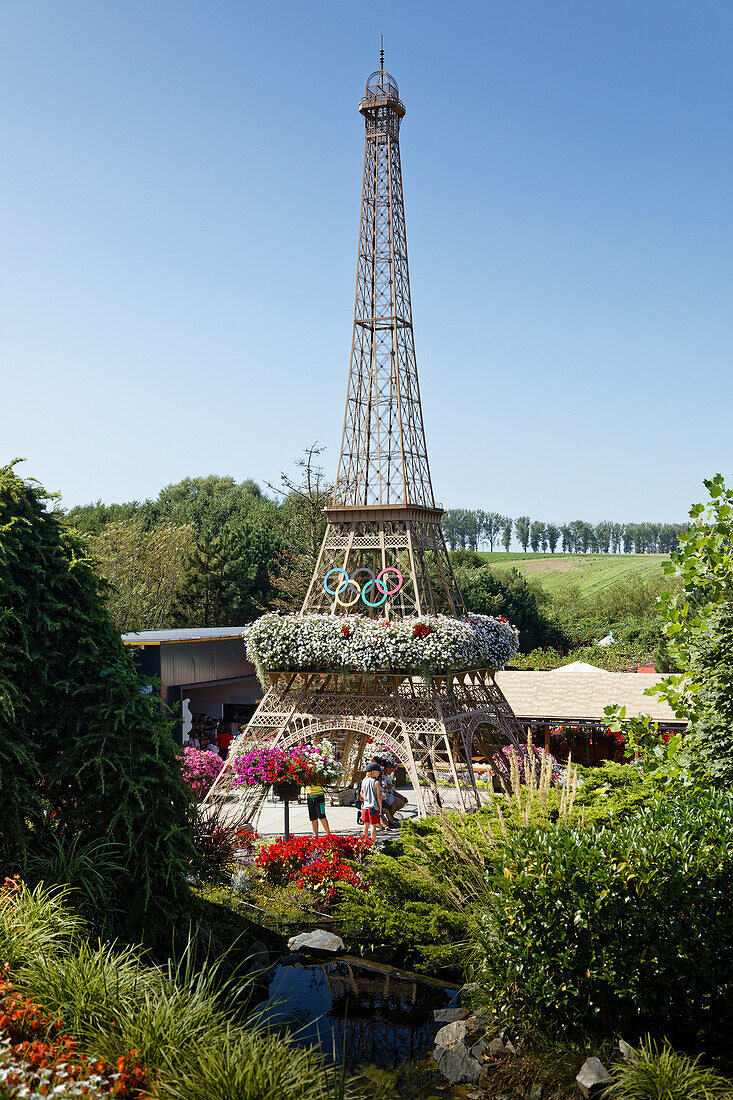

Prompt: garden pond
xmin=260 ymin=952 xmax=461 ymax=1075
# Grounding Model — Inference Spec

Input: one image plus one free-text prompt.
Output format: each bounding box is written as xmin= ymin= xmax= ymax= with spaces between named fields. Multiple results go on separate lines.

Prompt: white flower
xmin=246 ymin=611 xmax=519 ymax=674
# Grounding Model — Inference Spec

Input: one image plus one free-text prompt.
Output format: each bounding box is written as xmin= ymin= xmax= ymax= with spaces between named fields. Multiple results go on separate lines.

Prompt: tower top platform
xmin=360 ymin=69 xmax=405 ymax=116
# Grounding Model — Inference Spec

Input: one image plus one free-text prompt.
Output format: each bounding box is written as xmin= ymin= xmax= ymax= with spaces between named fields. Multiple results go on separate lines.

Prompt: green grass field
xmin=477 ymin=551 xmax=670 ymax=599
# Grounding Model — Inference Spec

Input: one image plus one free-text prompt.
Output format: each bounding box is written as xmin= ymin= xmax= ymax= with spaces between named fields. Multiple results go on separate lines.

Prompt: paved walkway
xmin=237 ymin=784 xmax=482 ymax=839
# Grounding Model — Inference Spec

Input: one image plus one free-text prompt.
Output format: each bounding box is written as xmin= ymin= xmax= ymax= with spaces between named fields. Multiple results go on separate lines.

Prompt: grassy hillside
xmin=479 ymin=551 xmax=669 ymax=599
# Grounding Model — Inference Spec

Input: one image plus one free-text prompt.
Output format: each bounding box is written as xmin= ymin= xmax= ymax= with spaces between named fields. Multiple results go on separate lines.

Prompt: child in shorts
xmin=306 ymin=782 xmax=331 ymax=837
xmin=360 ymin=765 xmax=383 ymax=843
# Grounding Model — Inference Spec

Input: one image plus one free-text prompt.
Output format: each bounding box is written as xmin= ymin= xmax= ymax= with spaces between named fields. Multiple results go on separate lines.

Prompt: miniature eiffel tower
xmin=300 ymin=55 xmax=463 ymax=620
xmin=208 ymin=54 xmax=523 ymax=817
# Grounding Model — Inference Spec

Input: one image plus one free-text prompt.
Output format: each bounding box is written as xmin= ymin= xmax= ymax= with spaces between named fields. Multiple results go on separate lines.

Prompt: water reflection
xmin=263 ymin=957 xmax=457 ymax=1069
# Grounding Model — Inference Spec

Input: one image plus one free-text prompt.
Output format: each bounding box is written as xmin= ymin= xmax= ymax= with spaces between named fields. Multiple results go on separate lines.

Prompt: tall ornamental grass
xmin=0 ymin=880 xmax=345 ymax=1100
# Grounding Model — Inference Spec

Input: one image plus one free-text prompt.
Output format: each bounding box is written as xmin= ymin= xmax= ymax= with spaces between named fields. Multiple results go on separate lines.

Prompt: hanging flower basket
xmin=230 ymin=742 xmax=342 ymax=792
xmin=246 ymin=611 xmax=520 ymax=675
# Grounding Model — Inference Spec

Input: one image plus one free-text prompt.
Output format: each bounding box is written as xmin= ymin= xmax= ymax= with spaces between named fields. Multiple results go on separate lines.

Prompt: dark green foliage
xmin=337 ymin=764 xmax=653 ymax=976
xmin=66 ymin=474 xmax=282 ymax=627
xmin=685 ymin=601 xmax=733 ymax=783
xmin=449 ymin=548 xmax=485 ymax=570
xmin=457 ymin=565 xmax=563 ymax=651
xmin=607 ymin=1037 xmax=733 ymax=1099
xmin=475 ymin=788 xmax=733 ymax=1047
xmin=335 ymin=852 xmax=471 ymax=973
xmin=0 ymin=464 xmax=195 ymax=940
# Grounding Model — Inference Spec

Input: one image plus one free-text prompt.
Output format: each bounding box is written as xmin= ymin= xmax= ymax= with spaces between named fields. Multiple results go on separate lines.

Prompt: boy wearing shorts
xmin=306 ymin=782 xmax=331 ymax=837
xmin=360 ymin=765 xmax=383 ymax=843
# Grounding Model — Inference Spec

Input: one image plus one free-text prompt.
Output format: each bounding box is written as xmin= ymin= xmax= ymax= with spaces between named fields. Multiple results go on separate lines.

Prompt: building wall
xmin=183 ymin=677 xmax=261 ymax=717
xmin=159 ymin=638 xmax=249 ymax=688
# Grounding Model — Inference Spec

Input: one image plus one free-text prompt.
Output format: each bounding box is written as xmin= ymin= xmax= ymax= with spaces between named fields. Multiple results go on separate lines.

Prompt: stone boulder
xmin=287 ymin=929 xmax=345 ymax=954
xmin=433 ymin=1007 xmax=470 ymax=1025
xmin=433 ymin=1017 xmax=487 ymax=1085
xmin=576 ymin=1057 xmax=613 ymax=1098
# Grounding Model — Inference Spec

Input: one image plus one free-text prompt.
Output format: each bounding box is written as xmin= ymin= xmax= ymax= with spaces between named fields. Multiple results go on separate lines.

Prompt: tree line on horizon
xmin=440 ymin=509 xmax=687 ymax=556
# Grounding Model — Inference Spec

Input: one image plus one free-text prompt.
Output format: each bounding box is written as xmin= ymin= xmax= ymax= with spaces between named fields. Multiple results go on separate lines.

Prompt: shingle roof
xmin=495 ymin=661 xmax=683 ymax=724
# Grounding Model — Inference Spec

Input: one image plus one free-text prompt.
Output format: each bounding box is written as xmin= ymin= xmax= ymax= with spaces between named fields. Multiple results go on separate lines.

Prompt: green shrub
xmin=0 ymin=881 xmax=82 ymax=969
xmin=335 ymin=853 xmax=472 ymax=973
xmin=336 ymin=768 xmax=656 ymax=975
xmin=0 ymin=465 xmax=195 ymax=940
xmin=474 ymin=789 xmax=733 ymax=1046
xmin=153 ymin=1028 xmax=342 ymax=1100
xmin=24 ymin=834 xmax=127 ymax=936
xmin=6 ymin=880 xmax=342 ymax=1100
xmin=457 ymin=566 xmax=563 ymax=651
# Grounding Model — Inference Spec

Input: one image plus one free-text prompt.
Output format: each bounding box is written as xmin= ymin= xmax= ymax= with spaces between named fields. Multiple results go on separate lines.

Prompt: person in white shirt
xmin=360 ymin=766 xmax=383 ymax=843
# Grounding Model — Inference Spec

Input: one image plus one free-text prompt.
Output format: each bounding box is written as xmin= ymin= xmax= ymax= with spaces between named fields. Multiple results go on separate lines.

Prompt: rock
xmin=434 ymin=1019 xmax=484 ymax=1050
xmin=250 ymin=940 xmax=269 ymax=969
xmin=618 ymin=1039 xmax=639 ymax=1064
xmin=279 ymin=953 xmax=302 ymax=966
xmin=524 ymin=1085 xmax=543 ymax=1100
xmin=469 ymin=1037 xmax=489 ymax=1062
xmin=488 ymin=1036 xmax=506 ymax=1056
xmin=286 ymin=929 xmax=345 ymax=954
xmin=576 ymin=1057 xmax=613 ymax=1098
xmin=433 ymin=1007 xmax=470 ymax=1024
xmin=435 ymin=1043 xmax=482 ymax=1085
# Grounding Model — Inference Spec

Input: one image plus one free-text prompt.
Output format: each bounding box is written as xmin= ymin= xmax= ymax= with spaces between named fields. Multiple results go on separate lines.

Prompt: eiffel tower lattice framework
xmin=207 ymin=56 xmax=524 ymax=818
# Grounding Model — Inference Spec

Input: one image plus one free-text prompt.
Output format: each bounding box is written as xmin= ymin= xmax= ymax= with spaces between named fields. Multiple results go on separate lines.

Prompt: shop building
xmin=122 ymin=627 xmax=261 ymax=742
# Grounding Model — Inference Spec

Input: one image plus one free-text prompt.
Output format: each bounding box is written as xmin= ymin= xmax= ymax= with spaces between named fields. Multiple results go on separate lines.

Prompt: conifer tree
xmin=0 ymin=465 xmax=194 ymax=940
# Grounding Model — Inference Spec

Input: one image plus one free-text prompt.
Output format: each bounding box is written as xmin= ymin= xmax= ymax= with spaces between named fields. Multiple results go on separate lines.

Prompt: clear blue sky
xmin=2 ymin=0 xmax=731 ymax=522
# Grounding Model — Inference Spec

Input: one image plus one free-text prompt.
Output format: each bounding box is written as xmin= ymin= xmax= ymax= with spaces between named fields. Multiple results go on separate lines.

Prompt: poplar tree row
xmin=441 ymin=509 xmax=687 ymax=555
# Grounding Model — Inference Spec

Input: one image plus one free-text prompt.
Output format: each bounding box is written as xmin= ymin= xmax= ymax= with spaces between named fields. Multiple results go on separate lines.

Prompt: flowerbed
xmin=236 ymin=835 xmax=373 ymax=905
xmin=0 ymin=969 xmax=151 ymax=1099
xmin=246 ymin=611 xmax=519 ymax=675
xmin=178 ymin=747 xmax=223 ymax=800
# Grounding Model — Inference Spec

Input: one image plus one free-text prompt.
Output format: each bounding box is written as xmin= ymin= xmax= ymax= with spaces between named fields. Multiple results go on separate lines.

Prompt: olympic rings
xmin=323 ymin=566 xmax=404 ymax=608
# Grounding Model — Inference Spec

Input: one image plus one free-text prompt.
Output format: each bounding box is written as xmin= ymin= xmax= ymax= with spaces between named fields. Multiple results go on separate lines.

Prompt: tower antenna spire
xmin=380 ymin=34 xmax=384 ymax=70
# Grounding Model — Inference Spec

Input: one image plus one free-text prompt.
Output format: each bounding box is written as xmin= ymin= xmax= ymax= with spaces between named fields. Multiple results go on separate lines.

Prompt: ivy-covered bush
xmin=474 ymin=789 xmax=733 ymax=1047
xmin=0 ymin=465 xmax=194 ymax=940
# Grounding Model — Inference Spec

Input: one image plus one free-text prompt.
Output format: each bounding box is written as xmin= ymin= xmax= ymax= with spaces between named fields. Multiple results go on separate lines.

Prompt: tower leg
xmin=399 ymin=729 xmax=427 ymax=817
xmin=443 ymin=731 xmax=467 ymax=811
